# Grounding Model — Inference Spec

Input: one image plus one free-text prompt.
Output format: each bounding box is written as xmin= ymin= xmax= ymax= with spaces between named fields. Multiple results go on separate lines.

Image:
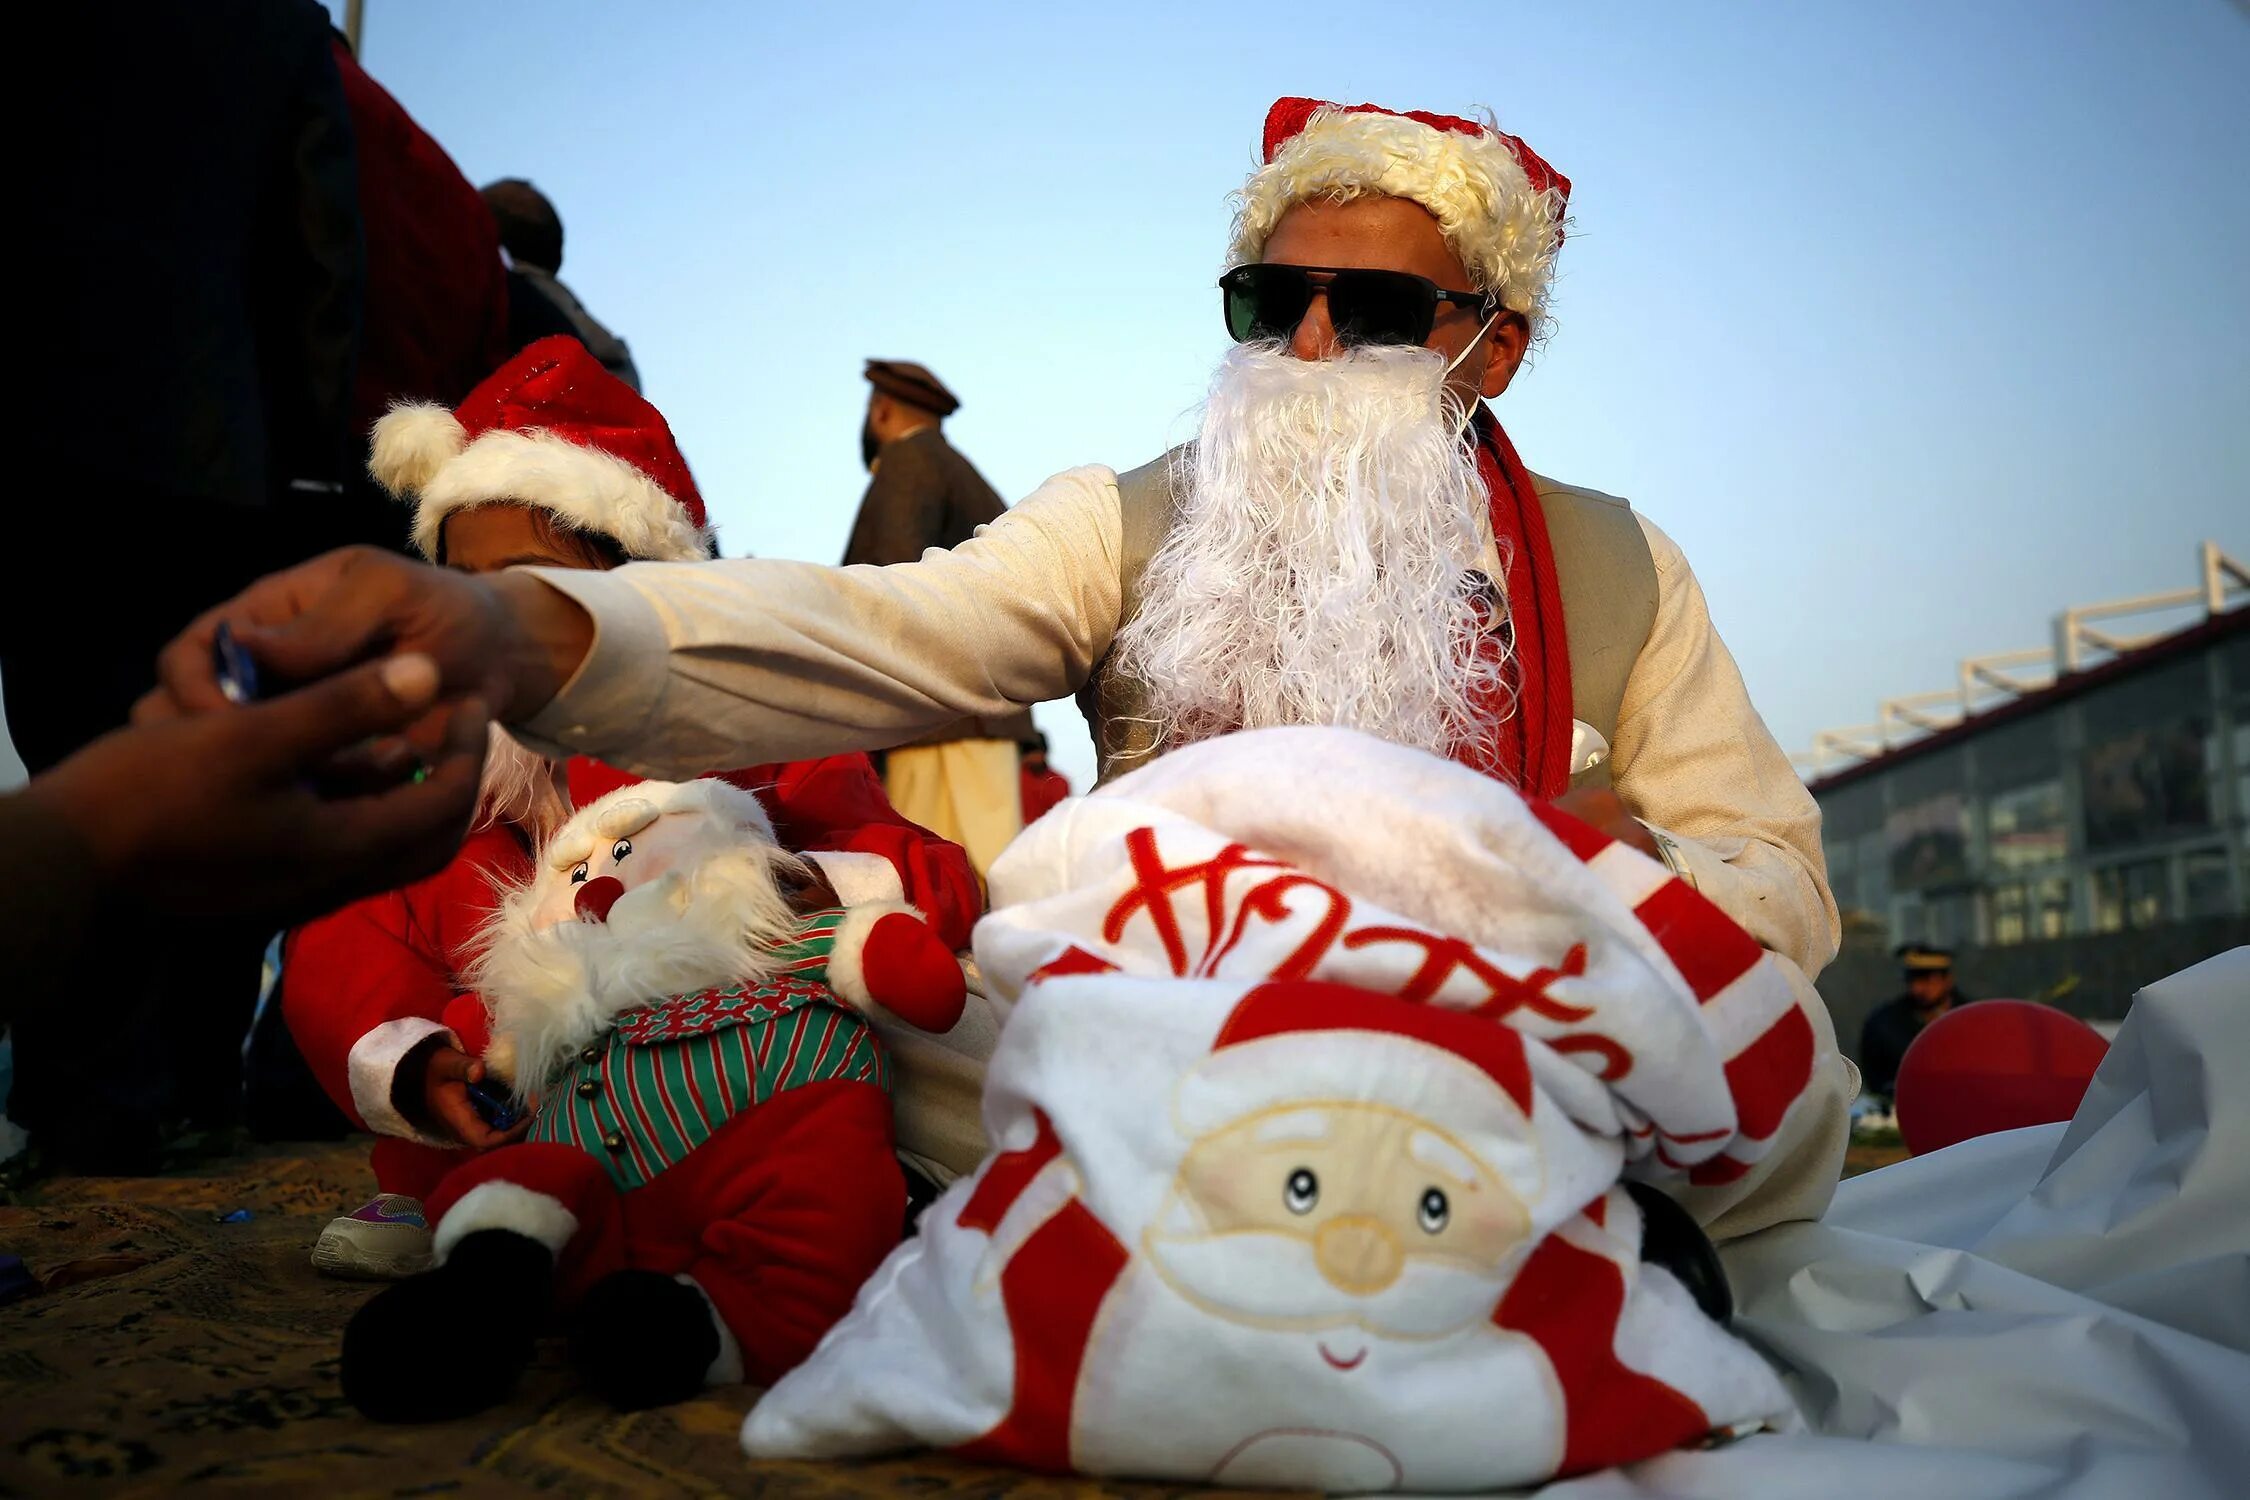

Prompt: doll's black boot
xmin=341 ymin=1229 xmax=553 ymax=1421
xmin=569 ymin=1269 xmax=723 ymax=1410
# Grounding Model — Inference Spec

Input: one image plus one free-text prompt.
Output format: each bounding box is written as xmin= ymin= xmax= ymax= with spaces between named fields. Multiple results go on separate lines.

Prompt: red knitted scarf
xmin=1464 ymin=410 xmax=1574 ymax=799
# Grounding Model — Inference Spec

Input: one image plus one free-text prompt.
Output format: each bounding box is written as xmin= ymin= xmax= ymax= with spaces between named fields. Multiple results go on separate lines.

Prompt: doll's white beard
xmin=475 ymin=724 xmax=570 ymax=840
xmin=468 ymin=843 xmax=807 ymax=1093
xmin=1111 ymin=343 xmax=1509 ymax=763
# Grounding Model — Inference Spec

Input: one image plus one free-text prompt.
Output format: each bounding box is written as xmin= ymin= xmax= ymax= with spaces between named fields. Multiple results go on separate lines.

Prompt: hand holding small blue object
xmin=213 ymin=621 xmax=261 ymax=705
xmin=465 ymin=1078 xmax=521 ymax=1132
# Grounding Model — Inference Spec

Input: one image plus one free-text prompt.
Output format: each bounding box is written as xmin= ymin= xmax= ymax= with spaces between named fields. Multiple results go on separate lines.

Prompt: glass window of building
xmin=1820 ymin=781 xmax=1890 ymax=930
xmin=2091 ymin=858 xmax=2171 ymax=932
xmin=1885 ymin=748 xmax=1971 ymax=892
xmin=2080 ymin=657 xmax=2214 ymax=852
xmin=1991 ymin=875 xmax=2071 ymax=945
xmin=2183 ymin=846 xmax=2238 ymax=918
xmin=1980 ymin=712 xmax=2069 ymax=877
xmin=2231 ymin=717 xmax=2250 ymax=853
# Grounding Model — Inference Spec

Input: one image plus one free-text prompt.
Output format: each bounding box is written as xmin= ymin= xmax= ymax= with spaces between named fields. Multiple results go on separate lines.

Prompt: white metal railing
xmin=1795 ymin=540 xmax=2245 ymax=779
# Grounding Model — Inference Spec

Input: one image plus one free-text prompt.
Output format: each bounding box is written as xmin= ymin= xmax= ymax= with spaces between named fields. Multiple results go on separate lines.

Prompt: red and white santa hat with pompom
xmin=369 ymin=334 xmax=713 ymax=564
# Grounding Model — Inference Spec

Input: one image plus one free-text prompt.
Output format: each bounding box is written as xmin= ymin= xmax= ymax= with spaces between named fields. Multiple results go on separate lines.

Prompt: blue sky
xmin=13 ymin=0 xmax=2237 ymax=793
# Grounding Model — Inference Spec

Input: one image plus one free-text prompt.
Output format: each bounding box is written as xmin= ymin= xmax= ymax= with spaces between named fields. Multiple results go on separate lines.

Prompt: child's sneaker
xmin=311 ymin=1193 xmax=434 ymax=1280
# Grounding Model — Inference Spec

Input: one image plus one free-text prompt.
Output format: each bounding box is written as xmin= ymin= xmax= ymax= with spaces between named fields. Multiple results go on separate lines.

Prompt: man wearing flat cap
xmin=1859 ymin=945 xmax=1969 ymax=1104
xmin=845 ymin=360 xmax=1033 ymax=880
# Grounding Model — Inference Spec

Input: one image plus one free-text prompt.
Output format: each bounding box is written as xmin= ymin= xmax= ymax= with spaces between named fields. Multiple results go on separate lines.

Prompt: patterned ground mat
xmin=0 ymin=1141 xmax=1246 ymax=1498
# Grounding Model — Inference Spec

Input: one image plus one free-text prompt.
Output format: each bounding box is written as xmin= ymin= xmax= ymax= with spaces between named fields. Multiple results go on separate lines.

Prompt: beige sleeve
xmin=1611 ymin=514 xmax=1841 ymax=980
xmin=512 ymin=466 xmax=1125 ymax=777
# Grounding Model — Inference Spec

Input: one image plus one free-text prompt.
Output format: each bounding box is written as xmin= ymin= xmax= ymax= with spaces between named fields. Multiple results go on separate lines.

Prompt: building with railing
xmin=1797 ymin=543 xmax=2248 ymax=1039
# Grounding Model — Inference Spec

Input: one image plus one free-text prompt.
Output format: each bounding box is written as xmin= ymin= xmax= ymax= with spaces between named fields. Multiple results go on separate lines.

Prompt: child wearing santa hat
xmin=282 ymin=336 xmax=980 ymax=1279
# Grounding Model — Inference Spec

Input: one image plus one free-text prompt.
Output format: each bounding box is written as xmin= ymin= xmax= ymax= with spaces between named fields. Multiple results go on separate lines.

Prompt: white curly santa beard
xmin=468 ymin=843 xmax=804 ymax=1091
xmin=1111 ymin=342 xmax=1509 ymax=762
xmin=475 ymin=723 xmax=570 ymax=839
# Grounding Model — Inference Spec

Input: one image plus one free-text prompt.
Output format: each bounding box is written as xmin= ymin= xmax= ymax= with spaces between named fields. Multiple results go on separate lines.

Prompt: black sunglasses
xmin=1220 ymin=263 xmax=1498 ymax=348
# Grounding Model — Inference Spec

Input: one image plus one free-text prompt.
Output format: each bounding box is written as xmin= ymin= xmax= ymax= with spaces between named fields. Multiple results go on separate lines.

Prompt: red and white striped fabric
xmin=975 ymin=726 xmax=1817 ymax=1188
xmin=746 ymin=728 xmax=1818 ymax=1489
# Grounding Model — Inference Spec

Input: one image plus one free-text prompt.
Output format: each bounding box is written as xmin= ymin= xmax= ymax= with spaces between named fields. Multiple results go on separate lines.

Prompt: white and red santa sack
xmin=744 ymin=727 xmax=1826 ymax=1491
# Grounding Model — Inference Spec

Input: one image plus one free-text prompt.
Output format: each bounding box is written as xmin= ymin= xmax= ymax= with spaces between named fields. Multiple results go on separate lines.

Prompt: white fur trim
xmin=677 ymin=1275 xmax=746 ymax=1385
xmin=401 ymin=427 xmax=712 ymax=563
xmin=368 ymin=403 xmax=467 ymax=501
xmin=804 ymin=850 xmax=906 ymax=909
xmin=825 ymin=899 xmax=917 ymax=1013
xmin=431 ymin=1181 xmax=579 ymax=1261
xmin=542 ymin=779 xmax=775 ymax=874
xmin=1228 ymin=107 xmax=1566 ymax=335
xmin=347 ymin=1017 xmax=454 ymax=1144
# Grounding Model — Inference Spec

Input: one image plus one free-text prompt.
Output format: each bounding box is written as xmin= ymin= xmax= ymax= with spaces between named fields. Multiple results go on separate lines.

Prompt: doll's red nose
xmin=574 ymin=876 xmax=626 ymax=923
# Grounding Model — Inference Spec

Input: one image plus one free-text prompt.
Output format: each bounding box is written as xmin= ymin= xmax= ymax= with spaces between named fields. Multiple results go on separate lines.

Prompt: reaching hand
xmin=22 ymin=653 xmax=490 ymax=926
xmin=138 ymin=546 xmax=593 ymax=732
xmin=411 ymin=1040 xmax=533 ymax=1153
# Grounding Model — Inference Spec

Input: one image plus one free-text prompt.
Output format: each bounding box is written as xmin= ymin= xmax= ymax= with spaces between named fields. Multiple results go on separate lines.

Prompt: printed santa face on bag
xmin=744 ymin=728 xmax=1823 ymax=1490
xmin=1148 ymin=1042 xmax=1537 ymax=1347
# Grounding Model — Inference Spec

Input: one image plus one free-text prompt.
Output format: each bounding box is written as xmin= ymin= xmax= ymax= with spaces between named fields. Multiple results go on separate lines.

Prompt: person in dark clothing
xmin=5 ymin=0 xmax=364 ymax=1170
xmin=1858 ymin=945 xmax=1969 ymax=1103
xmin=3 ymin=6 xmax=530 ymax=1168
xmin=331 ymin=40 xmax=516 ymax=509
xmin=845 ymin=361 xmax=1014 ymax=567
xmin=481 ymin=178 xmax=641 ymax=390
xmin=843 ymin=361 xmax=1033 ymax=880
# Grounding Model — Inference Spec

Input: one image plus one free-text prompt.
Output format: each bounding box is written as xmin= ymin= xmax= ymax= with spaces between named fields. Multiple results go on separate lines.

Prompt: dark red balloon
xmin=1894 ymin=1000 xmax=2110 ymax=1156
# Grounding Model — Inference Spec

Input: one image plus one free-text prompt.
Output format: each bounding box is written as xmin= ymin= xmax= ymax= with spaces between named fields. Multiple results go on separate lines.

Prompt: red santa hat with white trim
xmin=1229 ymin=97 xmax=1573 ymax=337
xmin=369 ymin=335 xmax=714 ymax=563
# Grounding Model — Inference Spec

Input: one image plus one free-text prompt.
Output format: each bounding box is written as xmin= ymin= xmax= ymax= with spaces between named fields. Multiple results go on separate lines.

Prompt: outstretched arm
xmin=147 ymin=468 xmax=1124 ymax=787
xmin=510 ymin=467 xmax=1122 ymax=776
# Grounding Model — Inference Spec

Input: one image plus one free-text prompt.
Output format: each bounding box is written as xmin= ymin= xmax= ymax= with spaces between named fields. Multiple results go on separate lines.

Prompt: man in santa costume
xmin=163 ymin=99 xmax=1849 ymax=1235
xmin=282 ymin=336 xmax=978 ymax=1279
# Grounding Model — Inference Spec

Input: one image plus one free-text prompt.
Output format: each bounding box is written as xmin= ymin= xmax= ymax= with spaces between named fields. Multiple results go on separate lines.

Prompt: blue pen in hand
xmin=213 ymin=621 xmax=261 ymax=705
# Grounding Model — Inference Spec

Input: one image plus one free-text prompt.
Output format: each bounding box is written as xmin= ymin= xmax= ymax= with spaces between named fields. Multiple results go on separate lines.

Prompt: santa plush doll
xmin=341 ymin=778 xmax=966 ymax=1422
